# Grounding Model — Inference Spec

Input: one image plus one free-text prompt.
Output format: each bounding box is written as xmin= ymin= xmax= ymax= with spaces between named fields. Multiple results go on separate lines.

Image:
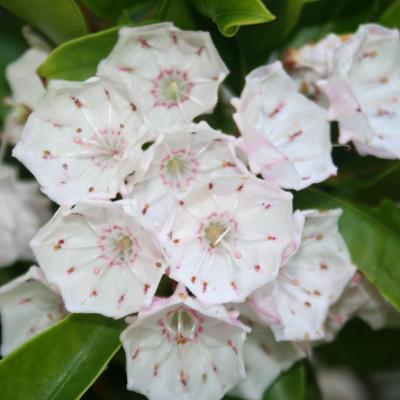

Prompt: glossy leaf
xmin=296 ymin=190 xmax=400 ymax=311
xmin=81 ymin=0 xmax=133 ymax=19
xmin=0 ymin=314 xmax=125 ymax=400
xmin=316 ymin=319 xmax=400 ymax=371
xmin=190 ymin=0 xmax=275 ymax=36
xmin=38 ymin=27 xmax=119 ymax=82
xmin=380 ymin=0 xmax=400 ymax=28
xmin=0 ymin=0 xmax=87 ymax=44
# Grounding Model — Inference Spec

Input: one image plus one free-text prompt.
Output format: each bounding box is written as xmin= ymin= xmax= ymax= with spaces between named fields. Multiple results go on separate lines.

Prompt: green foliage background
xmin=0 ymin=1 xmax=400 ymax=399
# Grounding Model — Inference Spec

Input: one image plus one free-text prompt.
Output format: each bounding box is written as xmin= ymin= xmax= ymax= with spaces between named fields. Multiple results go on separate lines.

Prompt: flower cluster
xmin=1 ymin=22 xmax=395 ymax=400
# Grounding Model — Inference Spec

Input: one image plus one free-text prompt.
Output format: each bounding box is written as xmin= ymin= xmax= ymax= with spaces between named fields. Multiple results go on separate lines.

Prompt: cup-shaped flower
xmin=233 ymin=61 xmax=336 ymax=190
xmin=325 ymin=272 xmax=389 ymax=341
xmin=13 ymin=76 xmax=154 ymax=207
xmin=4 ymin=48 xmax=47 ymax=144
xmin=30 ymin=200 xmax=167 ymax=318
xmin=283 ymin=34 xmax=349 ymax=107
xmin=230 ymin=306 xmax=306 ymax=400
xmin=123 ymin=121 xmax=243 ymax=228
xmin=0 ymin=266 xmax=66 ymax=356
xmin=161 ymin=175 xmax=304 ymax=305
xmin=249 ymin=209 xmax=356 ymax=341
xmin=98 ymin=23 xmax=228 ymax=131
xmin=319 ymin=24 xmax=400 ymax=159
xmin=121 ymin=286 xmax=249 ymax=400
xmin=0 ymin=165 xmax=51 ymax=268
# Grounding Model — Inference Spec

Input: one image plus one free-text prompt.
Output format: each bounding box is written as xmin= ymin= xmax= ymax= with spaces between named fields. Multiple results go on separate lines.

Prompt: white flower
xmin=233 ymin=61 xmax=336 ymax=190
xmin=283 ymin=34 xmax=350 ymax=107
xmin=319 ymin=24 xmax=400 ymax=159
xmin=230 ymin=305 xmax=306 ymax=400
xmin=0 ymin=165 xmax=51 ymax=267
xmin=325 ymin=272 xmax=389 ymax=341
xmin=0 ymin=266 xmax=66 ymax=356
xmin=98 ymin=23 xmax=228 ymax=131
xmin=13 ymin=76 xmax=154 ymax=207
xmin=4 ymin=48 xmax=47 ymax=144
xmin=249 ymin=209 xmax=356 ymax=341
xmin=161 ymin=175 xmax=304 ymax=305
xmin=123 ymin=121 xmax=243 ymax=228
xmin=121 ymin=286 xmax=249 ymax=400
xmin=30 ymin=200 xmax=167 ymax=318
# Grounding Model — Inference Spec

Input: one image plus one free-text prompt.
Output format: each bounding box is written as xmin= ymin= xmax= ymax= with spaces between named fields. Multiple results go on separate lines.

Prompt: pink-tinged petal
xmin=123 ymin=121 xmax=244 ymax=229
xmin=283 ymin=33 xmax=350 ymax=106
xmin=233 ymin=61 xmax=336 ymax=190
xmin=0 ymin=266 xmax=66 ymax=356
xmin=98 ymin=23 xmax=228 ymax=131
xmin=161 ymin=175 xmax=302 ymax=305
xmin=231 ymin=325 xmax=306 ymax=400
xmin=30 ymin=200 xmax=167 ymax=318
xmin=12 ymin=76 xmax=154 ymax=207
xmin=121 ymin=287 xmax=249 ymax=400
xmin=325 ymin=273 xmax=389 ymax=341
xmin=320 ymin=24 xmax=400 ymax=159
xmin=250 ymin=209 xmax=356 ymax=341
xmin=0 ymin=165 xmax=51 ymax=267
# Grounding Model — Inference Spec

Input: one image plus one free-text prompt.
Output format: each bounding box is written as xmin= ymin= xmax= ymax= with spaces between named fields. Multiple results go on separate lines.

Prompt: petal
xmin=162 ymin=175 xmax=302 ymax=305
xmin=233 ymin=61 xmax=336 ymax=190
xmin=320 ymin=24 xmax=400 ymax=159
xmin=121 ymin=290 xmax=248 ymax=400
xmin=13 ymin=76 xmax=153 ymax=206
xmin=30 ymin=200 xmax=167 ymax=318
xmin=0 ymin=266 xmax=65 ymax=356
xmin=98 ymin=23 xmax=228 ymax=131
xmin=250 ymin=209 xmax=356 ymax=341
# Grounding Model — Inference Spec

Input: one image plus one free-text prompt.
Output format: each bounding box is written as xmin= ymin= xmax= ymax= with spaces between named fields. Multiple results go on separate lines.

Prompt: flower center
xmin=166 ymin=309 xmax=198 ymax=345
xmin=167 ymin=156 xmax=186 ymax=174
xmin=205 ymin=222 xmax=228 ymax=248
xmin=116 ymin=235 xmax=133 ymax=252
xmin=152 ymin=69 xmax=193 ymax=108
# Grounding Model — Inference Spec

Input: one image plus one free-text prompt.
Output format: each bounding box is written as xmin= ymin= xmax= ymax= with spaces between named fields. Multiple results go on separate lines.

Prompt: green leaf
xmin=190 ymin=0 xmax=275 ymax=37
xmin=316 ymin=318 xmax=400 ymax=371
xmin=0 ymin=314 xmax=125 ymax=400
xmin=38 ymin=27 xmax=119 ymax=82
xmin=380 ymin=0 xmax=400 ymax=27
xmin=263 ymin=360 xmax=321 ymax=400
xmin=81 ymin=0 xmax=133 ymax=19
xmin=296 ymin=190 xmax=400 ymax=311
xmin=0 ymin=0 xmax=88 ymax=44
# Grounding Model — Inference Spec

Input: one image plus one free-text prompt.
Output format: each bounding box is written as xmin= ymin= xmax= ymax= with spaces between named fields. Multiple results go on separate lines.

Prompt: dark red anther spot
xmin=208 ymin=182 xmax=213 ymax=190
xmin=143 ymin=283 xmax=150 ymax=294
xmin=71 ymin=96 xmax=82 ymax=108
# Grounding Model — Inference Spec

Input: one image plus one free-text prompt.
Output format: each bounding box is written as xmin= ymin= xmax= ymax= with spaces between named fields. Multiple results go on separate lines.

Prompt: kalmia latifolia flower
xmin=0 ymin=165 xmax=50 ymax=267
xmin=30 ymin=201 xmax=167 ymax=318
xmin=4 ymin=48 xmax=47 ymax=144
xmin=13 ymin=76 xmax=154 ymax=207
xmin=0 ymin=266 xmax=66 ymax=356
xmin=319 ymin=24 xmax=400 ymax=159
xmin=249 ymin=209 xmax=355 ymax=341
xmin=123 ymin=121 xmax=242 ymax=228
xmin=283 ymin=33 xmax=349 ymax=106
xmin=161 ymin=175 xmax=304 ymax=305
xmin=233 ymin=61 xmax=336 ymax=190
xmin=98 ymin=23 xmax=228 ymax=130
xmin=230 ymin=305 xmax=306 ymax=400
xmin=121 ymin=286 xmax=249 ymax=400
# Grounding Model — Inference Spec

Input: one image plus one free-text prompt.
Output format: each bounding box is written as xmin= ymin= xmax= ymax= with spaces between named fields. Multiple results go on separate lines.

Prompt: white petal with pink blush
xmin=249 ymin=209 xmax=356 ymax=341
xmin=98 ymin=23 xmax=228 ymax=131
xmin=161 ymin=175 xmax=304 ymax=305
xmin=123 ymin=121 xmax=243 ymax=229
xmin=233 ymin=61 xmax=336 ymax=190
xmin=319 ymin=24 xmax=400 ymax=159
xmin=13 ymin=76 xmax=154 ymax=207
xmin=30 ymin=200 xmax=167 ymax=318
xmin=121 ymin=286 xmax=249 ymax=400
xmin=0 ymin=266 xmax=66 ymax=356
